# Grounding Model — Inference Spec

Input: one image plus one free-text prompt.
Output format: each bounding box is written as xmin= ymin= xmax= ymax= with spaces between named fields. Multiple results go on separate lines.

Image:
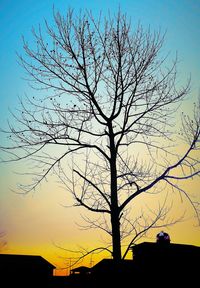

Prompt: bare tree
xmin=1 ymin=9 xmax=200 ymax=262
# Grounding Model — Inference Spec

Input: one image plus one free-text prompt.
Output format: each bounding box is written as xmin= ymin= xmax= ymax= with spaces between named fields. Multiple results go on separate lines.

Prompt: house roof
xmin=91 ymin=258 xmax=134 ymax=272
xmin=91 ymin=259 xmax=113 ymax=270
xmin=131 ymin=241 xmax=200 ymax=251
xmin=70 ymin=266 xmax=91 ymax=273
xmin=131 ymin=242 xmax=200 ymax=259
xmin=0 ymin=253 xmax=55 ymax=269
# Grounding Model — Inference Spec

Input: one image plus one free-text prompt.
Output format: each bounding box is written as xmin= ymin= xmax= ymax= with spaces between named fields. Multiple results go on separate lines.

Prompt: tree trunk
xmin=109 ymin=123 xmax=122 ymax=262
xmin=111 ymin=206 xmax=121 ymax=261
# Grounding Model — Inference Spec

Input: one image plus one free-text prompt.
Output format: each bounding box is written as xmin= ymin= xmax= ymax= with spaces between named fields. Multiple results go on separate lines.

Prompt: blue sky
xmin=0 ymin=0 xmax=200 ymax=272
xmin=0 ymin=0 xmax=199 ymax=124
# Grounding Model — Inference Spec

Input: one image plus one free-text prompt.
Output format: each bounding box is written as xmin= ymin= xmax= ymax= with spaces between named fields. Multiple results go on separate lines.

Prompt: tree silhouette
xmin=1 ymin=9 xmax=200 ymax=262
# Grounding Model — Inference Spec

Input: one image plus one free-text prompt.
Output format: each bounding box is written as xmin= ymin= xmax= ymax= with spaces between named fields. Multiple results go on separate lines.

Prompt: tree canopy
xmin=1 ymin=9 xmax=200 ymax=262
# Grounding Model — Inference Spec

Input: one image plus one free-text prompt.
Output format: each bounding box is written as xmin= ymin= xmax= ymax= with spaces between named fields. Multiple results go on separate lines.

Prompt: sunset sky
xmin=0 ymin=0 xmax=200 ymax=276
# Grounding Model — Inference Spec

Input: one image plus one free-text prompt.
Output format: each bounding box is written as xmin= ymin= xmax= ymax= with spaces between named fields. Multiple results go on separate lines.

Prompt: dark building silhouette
xmin=91 ymin=258 xmax=134 ymax=276
xmin=66 ymin=266 xmax=91 ymax=287
xmin=90 ymin=258 xmax=135 ymax=287
xmin=131 ymin=240 xmax=200 ymax=285
xmin=80 ymin=232 xmax=200 ymax=287
xmin=0 ymin=254 xmax=55 ymax=287
xmin=1 ymin=234 xmax=199 ymax=287
xmin=70 ymin=265 xmax=91 ymax=275
xmin=131 ymin=241 xmax=200 ymax=268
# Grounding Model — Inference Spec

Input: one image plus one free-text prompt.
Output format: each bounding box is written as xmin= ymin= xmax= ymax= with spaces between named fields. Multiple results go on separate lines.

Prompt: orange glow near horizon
xmin=1 ymin=142 xmax=200 ymax=276
xmin=1 ymin=109 xmax=200 ymax=276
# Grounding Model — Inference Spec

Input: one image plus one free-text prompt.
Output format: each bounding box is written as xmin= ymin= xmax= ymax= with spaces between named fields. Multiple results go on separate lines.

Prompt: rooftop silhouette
xmin=0 ymin=253 xmax=55 ymax=287
xmin=1 ymin=233 xmax=199 ymax=287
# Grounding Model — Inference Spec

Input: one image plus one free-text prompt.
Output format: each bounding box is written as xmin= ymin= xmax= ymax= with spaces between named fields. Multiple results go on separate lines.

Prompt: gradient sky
xmin=0 ymin=0 xmax=200 ymax=275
